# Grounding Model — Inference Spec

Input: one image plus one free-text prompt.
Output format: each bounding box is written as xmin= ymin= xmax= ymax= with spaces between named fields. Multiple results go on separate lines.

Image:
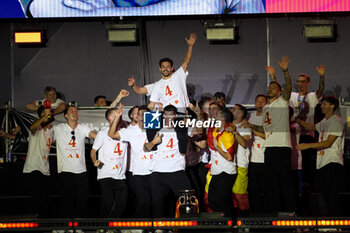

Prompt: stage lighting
xmin=106 ymin=23 xmax=138 ymax=44
xmin=204 ymin=20 xmax=238 ymax=43
xmin=303 ymin=20 xmax=336 ymax=41
xmin=13 ymin=31 xmax=46 ymax=47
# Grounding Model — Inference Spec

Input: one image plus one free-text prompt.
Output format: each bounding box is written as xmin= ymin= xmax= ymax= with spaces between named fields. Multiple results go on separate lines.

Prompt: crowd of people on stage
xmin=22 ymin=33 xmax=346 ymax=224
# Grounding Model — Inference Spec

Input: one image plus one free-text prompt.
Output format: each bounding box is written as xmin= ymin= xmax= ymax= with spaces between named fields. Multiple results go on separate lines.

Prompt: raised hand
xmin=153 ymin=132 xmax=163 ymax=145
xmin=119 ymin=89 xmax=129 ymax=98
xmin=316 ymin=65 xmax=326 ymax=76
xmin=185 ymin=33 xmax=197 ymax=46
xmin=278 ymin=56 xmax=290 ymax=71
xmin=43 ymin=108 xmax=51 ymax=118
xmin=128 ymin=76 xmax=136 ymax=87
xmin=266 ymin=66 xmax=276 ymax=77
xmin=189 ymin=101 xmax=201 ymax=117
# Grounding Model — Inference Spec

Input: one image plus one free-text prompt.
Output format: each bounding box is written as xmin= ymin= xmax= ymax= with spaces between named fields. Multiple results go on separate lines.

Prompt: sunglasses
xmin=71 ymin=131 xmax=76 ymax=141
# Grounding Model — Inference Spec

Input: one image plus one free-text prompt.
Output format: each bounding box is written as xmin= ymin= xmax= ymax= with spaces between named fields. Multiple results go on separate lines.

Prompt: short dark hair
xmin=209 ymin=102 xmax=223 ymax=110
xmin=138 ymin=105 xmax=151 ymax=112
xmin=322 ymin=96 xmax=339 ymax=112
xmin=105 ymin=108 xmax=116 ymax=121
xmin=159 ymin=58 xmax=174 ymax=68
xmin=234 ymin=104 xmax=247 ymax=119
xmin=198 ymin=96 xmax=213 ymax=110
xmin=64 ymin=105 xmax=77 ymax=117
xmin=37 ymin=106 xmax=45 ymax=118
xmin=298 ymin=73 xmax=311 ymax=83
xmin=163 ymin=105 xmax=177 ymax=114
xmin=44 ymin=86 xmax=57 ymax=95
xmin=220 ymin=108 xmax=233 ymax=123
xmin=128 ymin=105 xmax=139 ymax=120
xmin=255 ymin=94 xmax=268 ymax=102
xmin=94 ymin=95 xmax=106 ymax=104
xmin=214 ymin=92 xmax=226 ymax=99
xmin=269 ymin=81 xmax=282 ymax=91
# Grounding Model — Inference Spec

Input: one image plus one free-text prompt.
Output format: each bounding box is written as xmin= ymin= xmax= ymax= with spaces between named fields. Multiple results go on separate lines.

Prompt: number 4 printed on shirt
xmin=68 ymin=139 xmax=76 ymax=148
xmin=165 ymin=85 xmax=173 ymax=97
xmin=46 ymin=138 xmax=51 ymax=149
xmin=166 ymin=138 xmax=174 ymax=149
xmin=264 ymin=112 xmax=272 ymax=125
xmin=114 ymin=143 xmax=123 ymax=156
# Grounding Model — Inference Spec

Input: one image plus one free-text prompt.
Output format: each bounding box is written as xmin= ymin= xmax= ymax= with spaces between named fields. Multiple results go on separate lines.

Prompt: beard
xmin=162 ymin=70 xmax=171 ymax=77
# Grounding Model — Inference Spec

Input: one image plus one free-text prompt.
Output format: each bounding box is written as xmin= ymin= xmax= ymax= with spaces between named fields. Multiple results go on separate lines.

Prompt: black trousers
xmin=208 ymin=172 xmax=237 ymax=217
xmin=299 ymin=135 xmax=317 ymax=189
xmin=263 ymin=147 xmax=296 ymax=214
xmin=248 ymin=162 xmax=265 ymax=213
xmin=151 ymin=170 xmax=192 ymax=218
xmin=128 ymin=174 xmax=152 ymax=218
xmin=27 ymin=171 xmax=50 ymax=218
xmin=99 ymin=178 xmax=128 ymax=218
xmin=59 ymin=172 xmax=89 ymax=218
xmin=315 ymin=162 xmax=345 ymax=217
xmin=185 ymin=163 xmax=207 ymax=211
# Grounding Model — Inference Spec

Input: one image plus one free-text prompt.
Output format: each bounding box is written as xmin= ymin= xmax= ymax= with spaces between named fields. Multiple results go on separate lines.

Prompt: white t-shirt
xmin=53 ymin=123 xmax=91 ymax=174
xmin=289 ymin=92 xmax=320 ymax=137
xmin=263 ymin=96 xmax=291 ymax=148
xmin=92 ymin=127 xmax=128 ymax=180
xmin=23 ymin=126 xmax=54 ymax=176
xmin=150 ymin=67 xmax=189 ymax=110
xmin=145 ymin=83 xmax=155 ymax=97
xmin=248 ymin=111 xmax=265 ymax=163
xmin=119 ymin=125 xmax=154 ymax=176
xmin=235 ymin=122 xmax=251 ymax=169
xmin=315 ymin=115 xmax=344 ymax=169
xmin=36 ymin=98 xmax=65 ymax=109
xmin=150 ymin=128 xmax=185 ymax=173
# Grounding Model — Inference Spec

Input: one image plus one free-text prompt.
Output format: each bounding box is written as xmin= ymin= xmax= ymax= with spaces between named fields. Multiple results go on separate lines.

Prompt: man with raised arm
xmin=147 ymin=33 xmax=197 ymax=112
xmin=267 ymin=64 xmax=325 ymax=188
xmin=91 ymin=107 xmax=129 ymax=218
xmin=108 ymin=105 xmax=154 ymax=218
xmin=263 ymin=56 xmax=296 ymax=214
xmin=143 ymin=105 xmax=192 ymax=218
xmin=23 ymin=106 xmax=54 ymax=218
xmin=26 ymin=86 xmax=66 ymax=115
xmin=296 ymin=96 xmax=345 ymax=216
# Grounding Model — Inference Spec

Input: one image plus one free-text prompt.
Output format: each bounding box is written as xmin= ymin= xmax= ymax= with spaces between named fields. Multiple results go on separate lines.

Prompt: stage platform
xmin=1 ymin=217 xmax=350 ymax=232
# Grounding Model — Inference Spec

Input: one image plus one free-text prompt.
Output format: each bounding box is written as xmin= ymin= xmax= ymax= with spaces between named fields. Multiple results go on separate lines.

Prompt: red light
xmin=228 ymin=221 xmax=232 ymax=226
xmin=69 ymin=222 xmax=72 ymax=227
xmin=272 ymin=221 xmax=277 ymax=226
xmin=193 ymin=221 xmax=197 ymax=226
